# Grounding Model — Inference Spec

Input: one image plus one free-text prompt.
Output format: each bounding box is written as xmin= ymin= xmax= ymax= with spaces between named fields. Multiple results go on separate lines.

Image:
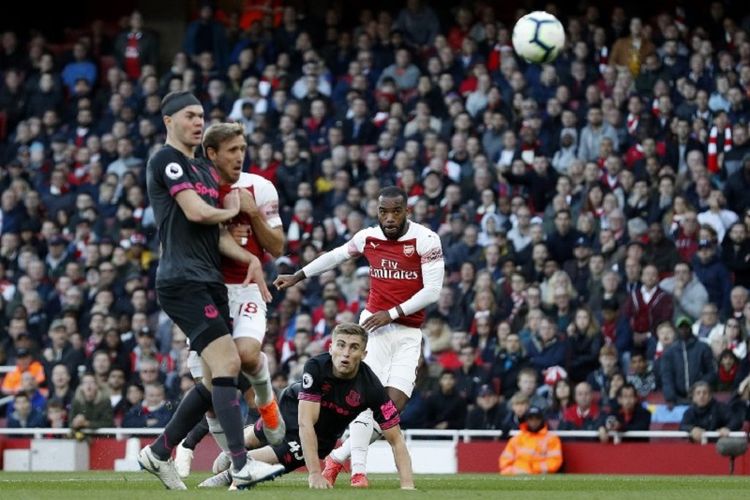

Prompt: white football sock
xmin=207 ymin=415 xmax=229 ymax=453
xmin=349 ymin=409 xmax=376 ymax=475
xmin=245 ymin=352 xmax=274 ymax=407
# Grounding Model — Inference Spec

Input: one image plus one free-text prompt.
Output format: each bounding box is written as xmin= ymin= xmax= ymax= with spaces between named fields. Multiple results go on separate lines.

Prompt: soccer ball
xmin=512 ymin=11 xmax=566 ymax=64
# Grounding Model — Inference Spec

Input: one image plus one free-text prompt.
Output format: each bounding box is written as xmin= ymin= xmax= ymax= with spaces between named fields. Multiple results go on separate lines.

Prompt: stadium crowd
xmin=2 ymin=0 xmax=750 ymax=442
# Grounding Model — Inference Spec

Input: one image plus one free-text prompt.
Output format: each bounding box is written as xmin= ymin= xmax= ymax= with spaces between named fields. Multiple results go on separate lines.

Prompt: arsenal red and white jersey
xmin=347 ymin=222 xmax=444 ymax=327
xmin=219 ymin=172 xmax=282 ymax=284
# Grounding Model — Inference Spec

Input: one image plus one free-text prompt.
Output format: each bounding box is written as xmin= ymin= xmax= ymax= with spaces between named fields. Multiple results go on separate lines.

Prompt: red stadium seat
xmin=645 ymin=391 xmax=665 ymax=404
xmin=649 ymin=422 xmax=680 ymax=431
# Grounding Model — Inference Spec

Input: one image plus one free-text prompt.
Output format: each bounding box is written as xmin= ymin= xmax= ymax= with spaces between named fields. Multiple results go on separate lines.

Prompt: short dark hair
xmin=332 ymin=322 xmax=368 ymax=346
xmin=617 ymin=382 xmax=638 ymax=399
xmin=378 ymin=186 xmax=408 ymax=205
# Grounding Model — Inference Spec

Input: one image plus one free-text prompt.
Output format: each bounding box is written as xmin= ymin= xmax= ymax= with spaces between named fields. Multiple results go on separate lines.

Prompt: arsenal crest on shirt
xmin=403 ymin=244 xmax=415 ymax=257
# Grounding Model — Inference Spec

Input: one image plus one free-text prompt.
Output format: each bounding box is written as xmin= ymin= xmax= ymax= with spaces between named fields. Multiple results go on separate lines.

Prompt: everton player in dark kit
xmin=198 ymin=323 xmax=415 ymax=490
xmin=138 ymin=91 xmax=281 ymax=490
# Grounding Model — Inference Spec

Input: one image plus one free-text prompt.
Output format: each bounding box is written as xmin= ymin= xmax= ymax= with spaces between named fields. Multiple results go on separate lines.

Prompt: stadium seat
xmin=645 ymin=391 xmax=665 ymax=405
xmin=649 ymin=422 xmax=680 ymax=431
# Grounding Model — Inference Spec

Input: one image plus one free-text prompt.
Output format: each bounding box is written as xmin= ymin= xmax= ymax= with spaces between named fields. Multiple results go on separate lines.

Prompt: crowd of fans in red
xmin=1 ymin=1 xmax=750 ymax=442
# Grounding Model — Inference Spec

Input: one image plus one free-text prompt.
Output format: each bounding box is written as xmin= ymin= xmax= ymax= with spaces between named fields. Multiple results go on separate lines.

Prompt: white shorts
xmin=187 ymin=350 xmax=203 ymax=379
xmin=227 ymin=283 xmax=268 ymax=342
xmin=358 ymin=310 xmax=422 ymax=397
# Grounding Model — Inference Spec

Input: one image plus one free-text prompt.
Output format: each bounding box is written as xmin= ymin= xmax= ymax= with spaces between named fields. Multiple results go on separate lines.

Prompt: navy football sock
xmin=211 ymin=377 xmax=247 ymax=471
xmin=150 ymin=383 xmax=211 ymax=460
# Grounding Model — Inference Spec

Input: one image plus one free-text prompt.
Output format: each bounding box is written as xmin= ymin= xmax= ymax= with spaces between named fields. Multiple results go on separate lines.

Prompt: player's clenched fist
xmin=274 ymin=273 xmax=302 ymax=290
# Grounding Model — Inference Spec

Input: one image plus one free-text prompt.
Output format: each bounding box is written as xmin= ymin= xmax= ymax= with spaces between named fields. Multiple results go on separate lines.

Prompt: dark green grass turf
xmin=0 ymin=472 xmax=749 ymax=499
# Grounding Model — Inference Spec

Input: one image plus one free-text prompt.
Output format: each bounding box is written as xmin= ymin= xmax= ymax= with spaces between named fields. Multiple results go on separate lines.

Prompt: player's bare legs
xmin=236 ymin=337 xmax=285 ymax=444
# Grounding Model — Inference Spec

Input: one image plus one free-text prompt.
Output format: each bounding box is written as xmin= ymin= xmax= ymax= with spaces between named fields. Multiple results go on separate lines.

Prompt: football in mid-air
xmin=512 ymin=11 xmax=566 ymax=64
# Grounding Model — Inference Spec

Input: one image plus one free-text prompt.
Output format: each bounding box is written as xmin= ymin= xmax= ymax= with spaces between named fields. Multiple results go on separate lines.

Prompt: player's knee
xmin=223 ymin=353 xmax=242 ymax=376
xmin=237 ymin=339 xmax=263 ymax=373
xmin=240 ymin=350 xmax=262 ymax=374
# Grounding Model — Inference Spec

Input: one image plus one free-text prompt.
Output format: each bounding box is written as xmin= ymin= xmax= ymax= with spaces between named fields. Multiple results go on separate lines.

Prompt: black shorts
xmin=157 ymin=281 xmax=231 ymax=354
xmin=252 ymin=419 xmax=337 ymax=473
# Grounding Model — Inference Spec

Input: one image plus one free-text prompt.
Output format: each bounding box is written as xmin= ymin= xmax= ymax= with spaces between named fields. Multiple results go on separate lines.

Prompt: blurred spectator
xmin=545 ymin=378 xmax=573 ymax=425
xmin=693 ymin=238 xmax=733 ymax=313
xmin=525 ymin=317 xmax=567 ymax=376
xmin=1 ymin=348 xmax=45 ymax=395
xmin=61 ymin=42 xmax=98 ymax=93
xmin=559 ymin=381 xmax=600 ymax=431
xmin=183 ymin=3 xmax=229 ymax=70
xmin=70 ymin=373 xmax=114 ymax=431
xmin=659 ymin=261 xmax=709 ymax=322
xmin=47 ymin=399 xmax=68 ymax=429
xmin=624 ymin=264 xmax=674 ymax=350
xmin=454 ymin=345 xmax=487 ymax=402
xmin=488 ymin=331 xmax=529 ymax=399
xmin=393 ymin=0 xmax=440 ymax=49
xmin=680 ymin=381 xmax=741 ymax=442
xmin=465 ymin=384 xmax=505 ymax=431
xmin=597 ymin=382 xmax=651 ymax=443
xmin=113 ymin=11 xmax=159 ymax=81
xmin=122 ymin=383 xmax=173 ymax=428
xmin=48 ymin=362 xmax=74 ymax=410
xmin=626 ymin=351 xmax=656 ymax=398
xmin=423 ymin=370 xmax=467 ymax=430
xmin=715 ymin=349 xmax=743 ymax=392
xmin=566 ymin=307 xmax=604 ymax=384
xmin=661 ymin=317 xmax=716 ymax=406
xmin=106 ymin=366 xmax=128 ymax=419
xmin=500 ymin=392 xmax=530 ymax=436
xmin=693 ymin=303 xmax=724 ymax=346
xmin=610 ymin=17 xmax=655 ymax=73
xmin=5 ymin=371 xmax=47 ymax=417
xmin=586 ymin=344 xmax=621 ymax=396
xmin=7 ymin=392 xmax=47 ymax=428
xmin=722 ymin=223 xmax=750 ymax=289
xmin=514 ymin=367 xmax=547 ymax=411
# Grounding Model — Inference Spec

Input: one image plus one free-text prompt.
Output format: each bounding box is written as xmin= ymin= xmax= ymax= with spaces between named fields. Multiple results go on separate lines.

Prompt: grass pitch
xmin=0 ymin=472 xmax=748 ymax=499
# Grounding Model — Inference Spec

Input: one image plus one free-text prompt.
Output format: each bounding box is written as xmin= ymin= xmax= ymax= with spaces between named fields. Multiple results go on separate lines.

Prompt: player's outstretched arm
xmin=298 ymin=400 xmax=331 ymax=489
xmin=175 ymin=188 xmax=240 ymax=224
xmin=382 ymin=425 xmax=415 ymax=489
xmin=274 ymin=237 xmax=359 ymax=290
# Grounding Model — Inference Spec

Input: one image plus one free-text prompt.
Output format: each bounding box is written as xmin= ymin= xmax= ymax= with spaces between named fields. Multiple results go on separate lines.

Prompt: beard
xmin=380 ymin=218 xmax=407 ymax=240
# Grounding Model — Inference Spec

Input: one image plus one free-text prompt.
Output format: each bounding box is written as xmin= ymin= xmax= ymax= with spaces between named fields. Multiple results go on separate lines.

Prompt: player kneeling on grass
xmin=199 ymin=322 xmax=415 ymax=490
xmin=500 ymin=406 xmax=562 ymax=475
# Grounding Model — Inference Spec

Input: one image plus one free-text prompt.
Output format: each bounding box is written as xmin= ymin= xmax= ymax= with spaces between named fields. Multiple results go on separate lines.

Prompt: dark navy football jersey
xmin=146 ymin=145 xmax=224 ymax=285
xmin=280 ymin=353 xmax=400 ymax=443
